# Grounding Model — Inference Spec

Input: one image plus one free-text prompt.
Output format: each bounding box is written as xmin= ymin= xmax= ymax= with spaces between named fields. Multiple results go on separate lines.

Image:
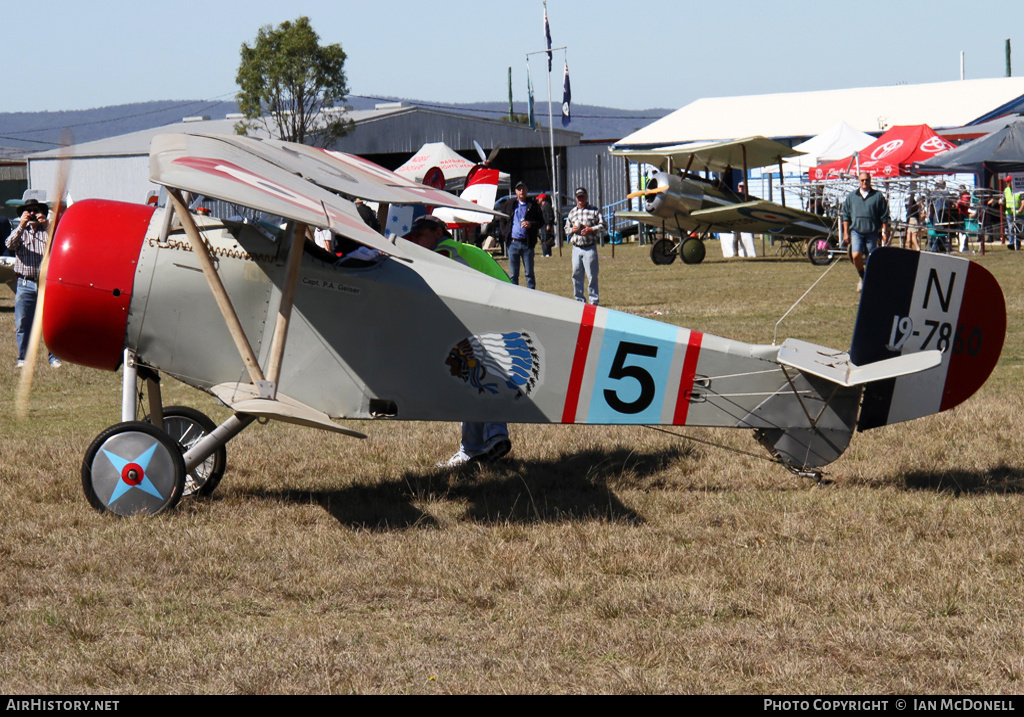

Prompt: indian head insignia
xmin=446 ymin=332 xmax=540 ymax=398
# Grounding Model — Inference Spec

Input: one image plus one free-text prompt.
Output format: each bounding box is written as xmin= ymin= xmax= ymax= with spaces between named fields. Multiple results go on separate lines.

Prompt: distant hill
xmin=0 ymin=100 xmax=242 ymax=157
xmin=0 ymin=96 xmax=670 ymax=158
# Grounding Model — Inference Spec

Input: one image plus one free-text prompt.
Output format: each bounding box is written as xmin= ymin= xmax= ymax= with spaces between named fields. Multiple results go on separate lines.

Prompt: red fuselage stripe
xmin=673 ymin=331 xmax=704 ymax=425
xmin=562 ymin=303 xmax=597 ymax=423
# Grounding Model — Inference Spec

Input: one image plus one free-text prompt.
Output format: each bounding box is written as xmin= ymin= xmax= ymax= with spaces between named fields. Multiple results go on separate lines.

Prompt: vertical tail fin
xmin=851 ymin=247 xmax=1005 ymax=430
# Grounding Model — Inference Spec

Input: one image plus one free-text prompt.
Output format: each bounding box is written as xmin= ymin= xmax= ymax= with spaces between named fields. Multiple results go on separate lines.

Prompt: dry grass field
xmin=1 ymin=240 xmax=1022 ymax=694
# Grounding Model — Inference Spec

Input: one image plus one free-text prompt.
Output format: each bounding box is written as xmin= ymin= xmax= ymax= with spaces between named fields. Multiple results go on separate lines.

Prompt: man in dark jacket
xmin=499 ymin=181 xmax=544 ymax=289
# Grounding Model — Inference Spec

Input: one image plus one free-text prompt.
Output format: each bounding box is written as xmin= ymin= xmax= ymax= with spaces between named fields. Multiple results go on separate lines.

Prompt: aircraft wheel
xmin=807 ymin=237 xmax=835 ymax=266
xmin=680 ymin=237 xmax=706 ymax=265
xmin=145 ymin=406 xmax=226 ymax=498
xmin=650 ymin=238 xmax=677 ymax=265
xmin=81 ymin=421 xmax=186 ymax=517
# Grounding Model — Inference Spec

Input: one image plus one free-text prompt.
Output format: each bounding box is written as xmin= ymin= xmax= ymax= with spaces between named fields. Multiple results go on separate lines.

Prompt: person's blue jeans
xmin=13 ymin=277 xmax=55 ymax=363
xmin=507 ymin=239 xmax=536 ymax=289
xmin=460 ymin=422 xmax=509 ymax=455
xmin=571 ymin=244 xmax=599 ymax=305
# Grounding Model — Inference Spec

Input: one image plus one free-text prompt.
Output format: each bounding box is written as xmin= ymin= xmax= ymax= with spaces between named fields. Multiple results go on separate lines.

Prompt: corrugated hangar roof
xmin=30 ymin=104 xmax=581 ymax=159
xmin=615 ymin=77 xmax=1024 ymax=149
xmin=332 ymin=105 xmax=580 ymax=155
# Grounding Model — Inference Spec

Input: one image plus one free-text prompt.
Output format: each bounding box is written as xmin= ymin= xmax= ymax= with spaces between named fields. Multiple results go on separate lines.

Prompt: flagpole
xmin=547 ymin=60 xmax=558 ymax=251
xmin=543 ymin=0 xmax=562 ymax=252
xmin=527 ymin=46 xmax=566 ymax=252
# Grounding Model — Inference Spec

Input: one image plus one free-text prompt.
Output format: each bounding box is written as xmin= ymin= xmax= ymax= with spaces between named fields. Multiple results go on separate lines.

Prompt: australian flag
xmin=561 ymin=62 xmax=571 ymax=127
xmin=544 ymin=3 xmax=552 ymax=72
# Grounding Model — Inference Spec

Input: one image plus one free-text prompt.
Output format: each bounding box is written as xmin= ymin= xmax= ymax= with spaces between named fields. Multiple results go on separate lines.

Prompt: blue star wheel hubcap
xmin=83 ymin=423 xmax=185 ymax=516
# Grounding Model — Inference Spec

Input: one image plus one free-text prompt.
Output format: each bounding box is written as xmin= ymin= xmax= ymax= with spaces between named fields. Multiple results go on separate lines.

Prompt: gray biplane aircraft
xmin=612 ymin=137 xmax=833 ymax=265
xmin=35 ymin=132 xmax=1005 ymax=516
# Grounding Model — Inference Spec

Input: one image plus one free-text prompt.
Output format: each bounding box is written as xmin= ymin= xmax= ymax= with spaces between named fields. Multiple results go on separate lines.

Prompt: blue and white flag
xmin=561 ymin=62 xmax=571 ymax=127
xmin=544 ymin=3 xmax=552 ymax=72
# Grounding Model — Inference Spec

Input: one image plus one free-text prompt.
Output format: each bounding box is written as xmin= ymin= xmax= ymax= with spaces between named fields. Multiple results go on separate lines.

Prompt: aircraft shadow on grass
xmin=243 ymin=453 xmax=1024 ymax=529
xmin=249 ymin=444 xmax=698 ymax=530
xmin=895 ymin=464 xmax=1024 ymax=496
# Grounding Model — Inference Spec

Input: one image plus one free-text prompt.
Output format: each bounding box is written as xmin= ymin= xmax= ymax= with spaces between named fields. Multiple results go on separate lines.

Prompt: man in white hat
xmin=5 ymin=198 xmax=59 ymax=367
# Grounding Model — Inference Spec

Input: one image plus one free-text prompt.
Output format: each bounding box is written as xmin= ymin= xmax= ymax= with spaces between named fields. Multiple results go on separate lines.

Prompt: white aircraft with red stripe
xmin=430 ymin=165 xmax=502 ymax=229
xmin=35 ymin=133 xmax=1006 ymax=516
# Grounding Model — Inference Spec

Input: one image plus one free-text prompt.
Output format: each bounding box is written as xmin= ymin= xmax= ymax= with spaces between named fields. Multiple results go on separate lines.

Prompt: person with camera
xmin=6 ymin=199 xmax=59 ymax=368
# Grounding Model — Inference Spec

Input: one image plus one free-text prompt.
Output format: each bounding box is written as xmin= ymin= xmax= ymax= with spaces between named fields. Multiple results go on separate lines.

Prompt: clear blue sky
xmin=6 ymin=0 xmax=1022 ymax=114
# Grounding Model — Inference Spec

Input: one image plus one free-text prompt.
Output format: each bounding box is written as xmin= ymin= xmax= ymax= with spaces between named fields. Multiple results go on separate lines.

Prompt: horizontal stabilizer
xmin=777 ymin=339 xmax=941 ymax=387
xmin=211 ymin=383 xmax=367 ymax=438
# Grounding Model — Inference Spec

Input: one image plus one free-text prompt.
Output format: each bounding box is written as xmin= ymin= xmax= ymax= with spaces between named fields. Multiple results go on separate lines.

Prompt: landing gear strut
xmin=80 ymin=350 xmax=253 ymax=516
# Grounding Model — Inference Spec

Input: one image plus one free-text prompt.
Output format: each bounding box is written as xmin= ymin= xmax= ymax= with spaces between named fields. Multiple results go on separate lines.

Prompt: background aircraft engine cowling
xmin=644 ymin=171 xmax=704 ymax=217
xmin=43 ymin=199 xmax=153 ymax=370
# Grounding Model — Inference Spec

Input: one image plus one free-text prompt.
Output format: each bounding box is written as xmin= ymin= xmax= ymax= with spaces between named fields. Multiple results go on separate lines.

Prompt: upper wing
xmin=611 ymin=136 xmax=803 ymax=173
xmin=246 ymin=137 xmax=502 ymax=217
xmin=150 ymin=132 xmax=408 ymax=257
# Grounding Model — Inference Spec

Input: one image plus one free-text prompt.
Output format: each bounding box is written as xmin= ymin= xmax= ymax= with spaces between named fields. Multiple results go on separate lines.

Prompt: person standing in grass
xmin=841 ymin=172 xmax=890 ymax=292
xmin=538 ymin=193 xmax=555 ymax=257
xmin=565 ymin=186 xmax=604 ymax=305
xmin=499 ymin=181 xmax=543 ymax=289
xmin=6 ymin=198 xmax=59 ymax=368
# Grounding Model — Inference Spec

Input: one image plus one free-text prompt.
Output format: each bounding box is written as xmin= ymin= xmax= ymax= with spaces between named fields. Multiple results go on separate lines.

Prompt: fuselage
xmin=44 ymin=199 xmax=862 ymax=470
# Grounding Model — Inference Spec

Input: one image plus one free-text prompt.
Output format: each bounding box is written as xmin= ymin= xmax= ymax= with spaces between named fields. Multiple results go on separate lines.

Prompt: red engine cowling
xmin=43 ymin=199 xmax=153 ymax=370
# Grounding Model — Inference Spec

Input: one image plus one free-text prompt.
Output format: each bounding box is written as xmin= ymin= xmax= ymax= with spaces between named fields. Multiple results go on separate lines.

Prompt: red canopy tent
xmin=808 ymin=125 xmax=955 ymax=180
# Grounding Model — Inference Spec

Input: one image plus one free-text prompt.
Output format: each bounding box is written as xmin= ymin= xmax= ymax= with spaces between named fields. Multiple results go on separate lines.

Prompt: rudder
xmin=850 ymin=247 xmax=1005 ymax=430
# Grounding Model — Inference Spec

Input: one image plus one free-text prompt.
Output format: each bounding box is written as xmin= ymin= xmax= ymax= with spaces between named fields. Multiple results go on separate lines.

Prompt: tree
xmin=235 ymin=16 xmax=353 ymax=145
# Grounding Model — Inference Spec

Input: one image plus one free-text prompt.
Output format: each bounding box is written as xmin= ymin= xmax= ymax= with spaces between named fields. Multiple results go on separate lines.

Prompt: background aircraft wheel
xmin=650 ymin=238 xmax=677 ymax=265
xmin=145 ymin=406 xmax=226 ymax=498
xmin=807 ymin=237 xmax=836 ymax=266
xmin=81 ymin=421 xmax=186 ymax=517
xmin=680 ymin=237 xmax=706 ymax=265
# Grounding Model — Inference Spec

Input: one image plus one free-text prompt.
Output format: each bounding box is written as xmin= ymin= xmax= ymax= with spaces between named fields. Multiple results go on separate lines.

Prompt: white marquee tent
xmin=783 ymin=121 xmax=876 ymax=175
xmin=614 ymin=78 xmax=1024 ymax=149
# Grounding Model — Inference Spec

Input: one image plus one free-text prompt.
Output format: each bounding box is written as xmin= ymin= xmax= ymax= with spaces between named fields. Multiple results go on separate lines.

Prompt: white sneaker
xmin=49 ymin=358 xmax=62 ymax=368
xmin=438 ymin=450 xmax=473 ymax=468
xmin=16 ymin=360 xmax=25 ymax=368
xmin=856 ymin=279 xmax=863 ymax=292
xmin=437 ymin=437 xmax=512 ymax=468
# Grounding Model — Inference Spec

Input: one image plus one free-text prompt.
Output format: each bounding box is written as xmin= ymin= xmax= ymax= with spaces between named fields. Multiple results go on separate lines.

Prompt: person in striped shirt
xmin=5 ymin=198 xmax=59 ymax=368
xmin=564 ymin=186 xmax=604 ymax=306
